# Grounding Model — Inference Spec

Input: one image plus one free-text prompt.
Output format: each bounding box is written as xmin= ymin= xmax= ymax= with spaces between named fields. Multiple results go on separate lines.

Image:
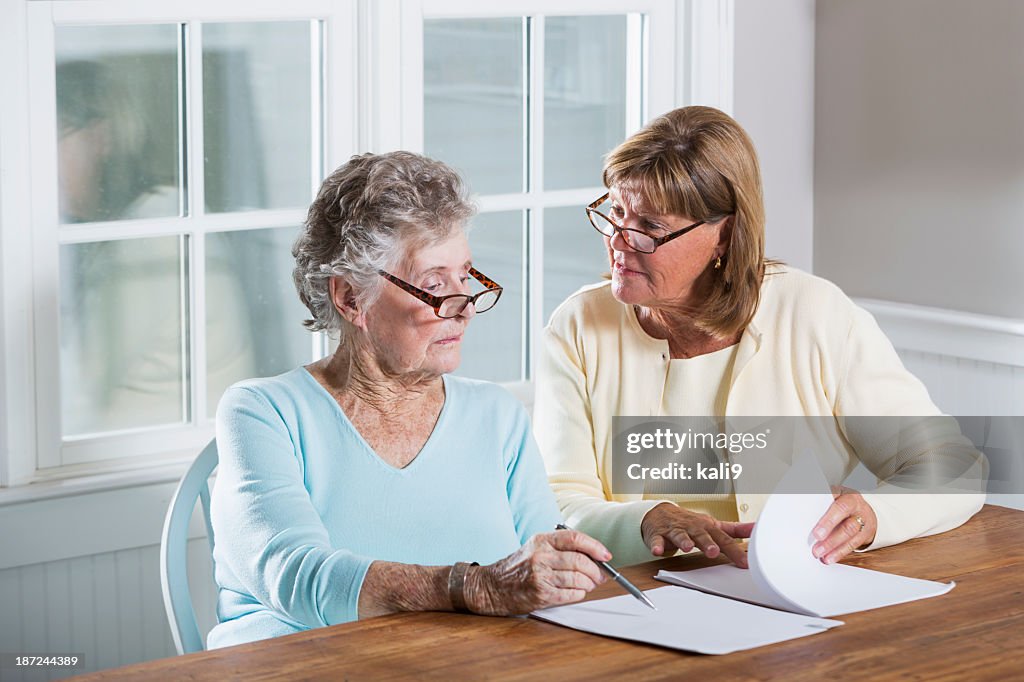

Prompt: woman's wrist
xmin=463 ymin=564 xmax=496 ymax=615
xmin=358 ymin=562 xmax=452 ymax=618
xmin=448 ymin=562 xmax=478 ymax=612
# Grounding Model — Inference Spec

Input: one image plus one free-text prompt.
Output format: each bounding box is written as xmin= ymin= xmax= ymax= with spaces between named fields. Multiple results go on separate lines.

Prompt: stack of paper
xmin=534 ymin=452 xmax=954 ymax=654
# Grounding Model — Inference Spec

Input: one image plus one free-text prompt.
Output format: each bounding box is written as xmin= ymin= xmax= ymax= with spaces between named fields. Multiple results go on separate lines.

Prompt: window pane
xmin=544 ymin=206 xmax=610 ymax=322
xmin=55 ymin=25 xmax=182 ymax=224
xmin=457 ymin=211 xmax=524 ymax=382
xmin=203 ymin=22 xmax=314 ymax=213
xmin=544 ymin=15 xmax=628 ymax=190
xmin=425 ymin=19 xmax=524 ymax=195
xmin=60 ymin=237 xmax=186 ymax=436
xmin=206 ymin=227 xmax=311 ymax=416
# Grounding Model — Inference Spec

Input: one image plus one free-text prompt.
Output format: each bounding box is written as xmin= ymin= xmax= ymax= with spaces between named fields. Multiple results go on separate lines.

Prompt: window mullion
xmin=525 ymin=14 xmax=544 ymax=380
xmin=309 ymin=19 xmax=325 ymax=200
xmin=182 ymin=233 xmax=196 ymax=423
xmin=310 ymin=17 xmax=329 ymax=362
xmin=186 ymin=20 xmax=207 ymax=424
xmin=185 ymin=21 xmax=205 ymax=218
xmin=475 ymin=187 xmax=607 ymax=214
xmin=626 ymin=13 xmax=646 ymax=135
xmin=53 ymin=210 xmax=309 ymax=245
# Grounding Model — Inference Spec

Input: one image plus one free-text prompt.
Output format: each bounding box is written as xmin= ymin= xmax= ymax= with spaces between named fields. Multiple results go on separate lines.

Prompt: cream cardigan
xmin=534 ymin=266 xmax=985 ymax=566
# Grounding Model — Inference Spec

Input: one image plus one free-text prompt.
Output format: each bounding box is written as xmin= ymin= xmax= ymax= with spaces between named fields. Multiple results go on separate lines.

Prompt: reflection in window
xmin=206 ymin=227 xmax=313 ymax=416
xmin=54 ymin=23 xmax=320 ymax=440
xmin=203 ymin=22 xmax=315 ymax=213
xmin=55 ymin=25 xmax=182 ymax=224
xmin=60 ymin=237 xmax=187 ymax=436
xmin=424 ymin=19 xmax=525 ymax=195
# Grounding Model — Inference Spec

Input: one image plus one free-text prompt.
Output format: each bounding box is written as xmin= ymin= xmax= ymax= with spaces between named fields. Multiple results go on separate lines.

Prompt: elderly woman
xmin=535 ymin=106 xmax=984 ymax=569
xmin=207 ymin=151 xmax=609 ymax=648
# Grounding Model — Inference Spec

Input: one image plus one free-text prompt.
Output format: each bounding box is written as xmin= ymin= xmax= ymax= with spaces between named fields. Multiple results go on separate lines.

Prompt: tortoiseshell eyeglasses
xmin=378 ymin=267 xmax=503 ymax=319
xmin=586 ymin=192 xmax=707 ymax=254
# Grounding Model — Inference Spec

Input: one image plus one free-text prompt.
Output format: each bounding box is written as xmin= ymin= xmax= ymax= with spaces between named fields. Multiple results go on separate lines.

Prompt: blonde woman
xmin=535 ymin=106 xmax=984 ymax=568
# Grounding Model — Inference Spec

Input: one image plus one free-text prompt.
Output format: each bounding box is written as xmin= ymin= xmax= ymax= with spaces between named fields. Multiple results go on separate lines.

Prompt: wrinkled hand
xmin=467 ymin=529 xmax=610 ymax=615
xmin=811 ymin=486 xmax=878 ymax=564
xmin=641 ymin=502 xmax=754 ymax=568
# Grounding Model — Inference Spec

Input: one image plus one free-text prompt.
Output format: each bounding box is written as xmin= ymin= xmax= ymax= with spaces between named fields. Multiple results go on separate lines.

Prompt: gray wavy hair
xmin=292 ymin=151 xmax=475 ymax=337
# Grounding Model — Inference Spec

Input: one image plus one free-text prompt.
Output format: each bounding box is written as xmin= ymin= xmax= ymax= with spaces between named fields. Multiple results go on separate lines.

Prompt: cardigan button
xmin=740 ymin=503 xmax=750 ymax=513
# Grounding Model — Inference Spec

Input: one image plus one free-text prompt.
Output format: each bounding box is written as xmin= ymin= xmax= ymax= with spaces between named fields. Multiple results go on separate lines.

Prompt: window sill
xmin=0 ymin=454 xmax=194 ymax=507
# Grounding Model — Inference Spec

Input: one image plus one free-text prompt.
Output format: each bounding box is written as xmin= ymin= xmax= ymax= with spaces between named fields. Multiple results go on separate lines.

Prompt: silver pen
xmin=556 ymin=523 xmax=657 ymax=610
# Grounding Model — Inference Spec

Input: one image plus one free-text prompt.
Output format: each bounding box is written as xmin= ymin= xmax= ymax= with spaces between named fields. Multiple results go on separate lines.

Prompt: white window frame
xmin=3 ymin=0 xmax=358 ymax=487
xmin=0 ymin=0 xmax=733 ymax=493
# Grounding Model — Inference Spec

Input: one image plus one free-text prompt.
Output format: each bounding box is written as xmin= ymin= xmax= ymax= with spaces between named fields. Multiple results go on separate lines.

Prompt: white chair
xmin=160 ymin=439 xmax=218 ymax=655
xmin=502 ymin=380 xmax=536 ymax=418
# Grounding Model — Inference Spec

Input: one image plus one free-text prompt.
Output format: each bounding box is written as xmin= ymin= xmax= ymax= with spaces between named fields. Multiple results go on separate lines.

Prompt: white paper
xmin=655 ymin=563 xmax=796 ymax=612
xmin=658 ymin=451 xmax=955 ymax=618
xmin=533 ymin=586 xmax=842 ymax=655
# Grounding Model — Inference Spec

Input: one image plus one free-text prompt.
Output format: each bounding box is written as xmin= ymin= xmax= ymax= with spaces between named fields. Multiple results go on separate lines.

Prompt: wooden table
xmin=75 ymin=505 xmax=1024 ymax=681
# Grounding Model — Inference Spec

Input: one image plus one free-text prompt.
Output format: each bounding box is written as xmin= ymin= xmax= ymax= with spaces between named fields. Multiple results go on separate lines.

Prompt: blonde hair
xmin=603 ymin=105 xmax=770 ymax=338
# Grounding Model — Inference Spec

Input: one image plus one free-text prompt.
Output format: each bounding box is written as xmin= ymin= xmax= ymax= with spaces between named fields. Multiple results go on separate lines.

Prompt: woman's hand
xmin=811 ymin=486 xmax=878 ymax=564
xmin=466 ymin=529 xmax=611 ymax=615
xmin=641 ymin=502 xmax=754 ymax=568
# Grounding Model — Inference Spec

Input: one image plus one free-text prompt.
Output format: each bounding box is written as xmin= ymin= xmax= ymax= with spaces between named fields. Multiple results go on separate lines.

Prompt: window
xmin=0 ymin=0 xmax=732 ymax=486
xmin=20 ymin=1 xmax=356 ymax=473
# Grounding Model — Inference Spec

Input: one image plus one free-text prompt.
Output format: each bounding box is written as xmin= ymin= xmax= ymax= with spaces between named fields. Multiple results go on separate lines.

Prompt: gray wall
xmin=815 ymin=0 xmax=1024 ymax=318
xmin=734 ymin=0 xmax=817 ymax=272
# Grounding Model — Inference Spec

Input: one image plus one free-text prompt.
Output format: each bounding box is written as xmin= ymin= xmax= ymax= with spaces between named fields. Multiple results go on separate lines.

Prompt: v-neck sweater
xmin=207 ymin=369 xmax=560 ymax=647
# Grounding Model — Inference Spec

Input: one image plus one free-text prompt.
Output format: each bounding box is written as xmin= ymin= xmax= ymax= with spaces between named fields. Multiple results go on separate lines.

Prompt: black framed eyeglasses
xmin=378 ymin=267 xmax=503 ymax=319
xmin=586 ymin=192 xmax=706 ymax=254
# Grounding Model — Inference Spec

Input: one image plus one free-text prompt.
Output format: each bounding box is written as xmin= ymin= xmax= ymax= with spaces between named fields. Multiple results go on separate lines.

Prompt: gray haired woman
xmin=207 ymin=151 xmax=610 ymax=648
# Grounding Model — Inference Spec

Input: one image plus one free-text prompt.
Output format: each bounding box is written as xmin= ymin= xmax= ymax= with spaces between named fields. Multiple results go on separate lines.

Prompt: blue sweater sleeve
xmin=211 ymin=385 xmax=373 ymax=628
xmin=502 ymin=398 xmax=564 ymax=542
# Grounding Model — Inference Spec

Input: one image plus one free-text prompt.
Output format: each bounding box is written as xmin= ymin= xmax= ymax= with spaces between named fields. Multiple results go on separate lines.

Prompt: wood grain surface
xmin=71 ymin=505 xmax=1024 ymax=681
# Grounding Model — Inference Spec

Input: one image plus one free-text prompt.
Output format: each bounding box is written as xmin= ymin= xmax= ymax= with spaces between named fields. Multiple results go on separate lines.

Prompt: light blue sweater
xmin=207 ymin=368 xmax=561 ymax=648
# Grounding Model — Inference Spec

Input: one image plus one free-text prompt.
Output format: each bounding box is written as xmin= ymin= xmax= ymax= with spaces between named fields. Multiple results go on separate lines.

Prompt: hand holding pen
xmin=557 ymin=523 xmax=657 ymax=610
xmin=462 ymin=527 xmax=615 ymax=615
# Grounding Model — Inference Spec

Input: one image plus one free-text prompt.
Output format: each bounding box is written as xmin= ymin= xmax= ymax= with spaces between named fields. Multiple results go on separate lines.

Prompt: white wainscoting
xmin=858 ymin=298 xmax=1024 ymax=416
xmin=0 ymin=538 xmax=216 ymax=681
xmin=0 ymin=482 xmax=217 ymax=680
xmin=859 ymin=298 xmax=1024 ymax=512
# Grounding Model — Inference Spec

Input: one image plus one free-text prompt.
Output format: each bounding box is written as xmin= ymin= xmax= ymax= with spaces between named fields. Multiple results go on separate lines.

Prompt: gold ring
xmin=855 ymin=515 xmax=865 ymax=531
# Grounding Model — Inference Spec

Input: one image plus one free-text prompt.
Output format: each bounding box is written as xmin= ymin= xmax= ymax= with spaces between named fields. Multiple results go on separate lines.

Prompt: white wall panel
xmin=0 ymin=539 xmax=215 ymax=679
xmin=897 ymin=351 xmax=1024 ymax=417
xmin=0 ymin=567 xmax=24 ymax=666
xmin=68 ymin=555 xmax=98 ymax=676
xmin=863 ymin=300 xmax=1024 ymax=511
